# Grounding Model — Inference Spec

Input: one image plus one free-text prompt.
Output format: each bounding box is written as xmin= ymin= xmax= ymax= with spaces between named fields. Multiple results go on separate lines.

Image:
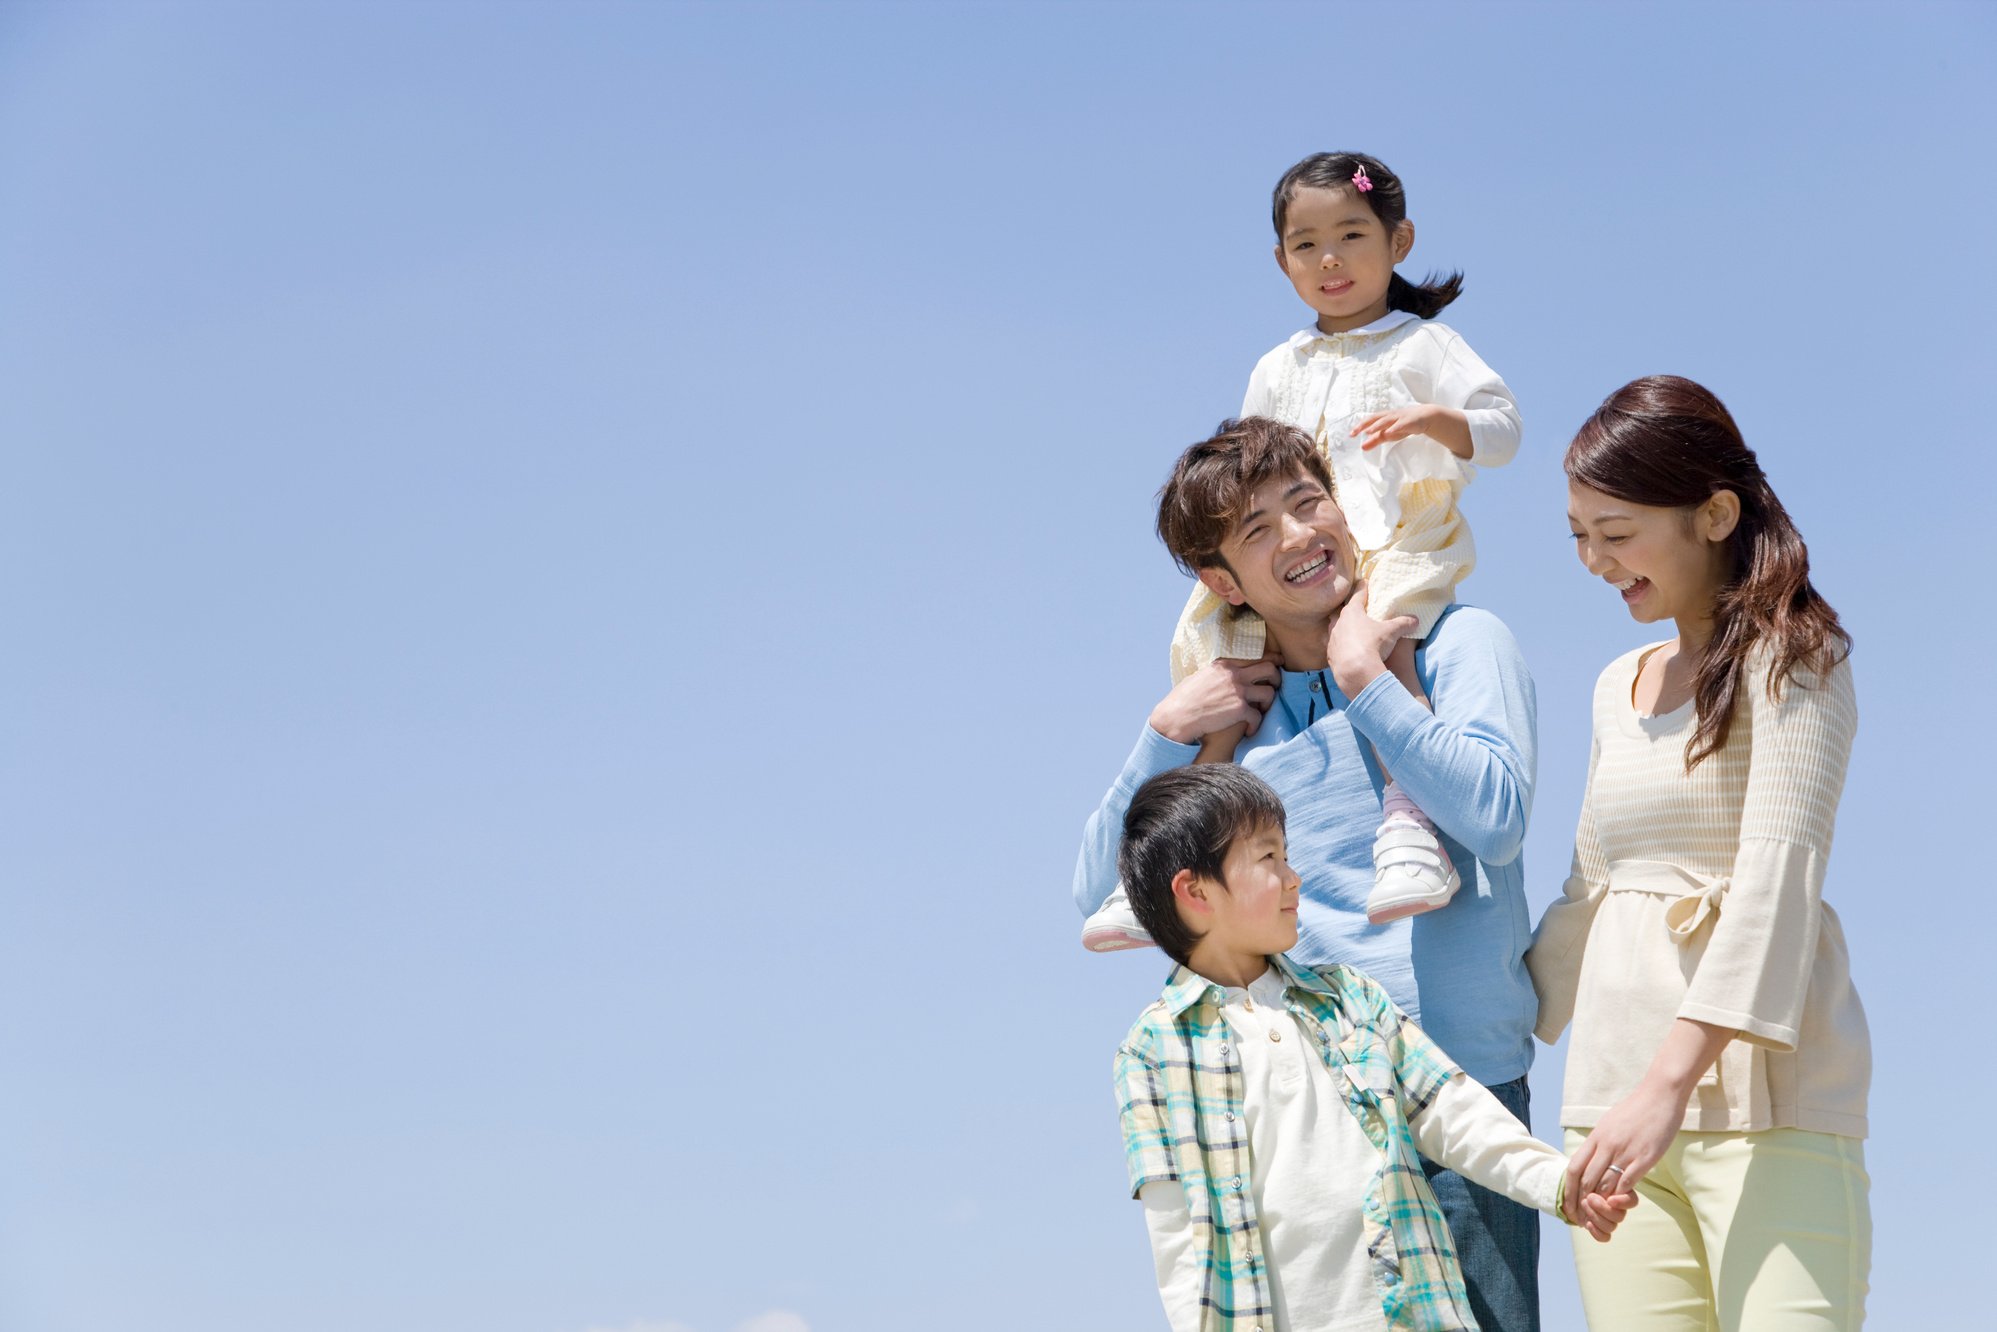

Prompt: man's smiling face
xmin=1197 ymin=465 xmax=1358 ymax=631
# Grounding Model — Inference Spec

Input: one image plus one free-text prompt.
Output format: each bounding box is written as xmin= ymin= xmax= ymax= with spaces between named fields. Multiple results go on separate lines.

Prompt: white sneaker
xmin=1082 ymin=884 xmax=1156 ymax=953
xmin=1366 ymin=817 xmax=1460 ymax=924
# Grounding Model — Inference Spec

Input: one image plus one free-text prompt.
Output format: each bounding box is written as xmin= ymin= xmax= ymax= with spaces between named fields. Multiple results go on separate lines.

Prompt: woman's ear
xmin=1700 ymin=490 xmax=1741 ymax=543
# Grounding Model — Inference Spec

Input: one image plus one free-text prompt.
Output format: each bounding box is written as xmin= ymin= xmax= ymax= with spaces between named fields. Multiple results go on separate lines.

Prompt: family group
xmin=1071 ymin=152 xmax=1868 ymax=1332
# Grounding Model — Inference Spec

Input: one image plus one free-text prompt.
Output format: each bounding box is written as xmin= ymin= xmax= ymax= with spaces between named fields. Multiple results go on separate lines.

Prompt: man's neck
xmin=1263 ymin=613 xmax=1333 ymax=672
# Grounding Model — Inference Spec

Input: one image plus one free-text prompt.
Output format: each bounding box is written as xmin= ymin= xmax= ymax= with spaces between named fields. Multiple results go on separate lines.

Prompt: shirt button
xmin=1225 ymin=1111 xmax=1236 ymax=1122
xmin=1220 ymin=1043 xmax=1231 ymax=1056
xmin=1269 ymin=1029 xmax=1282 ymax=1043
xmin=1231 ymin=1176 xmax=1243 ymax=1190
xmin=1208 ymin=987 xmax=1223 ymax=1003
xmin=1309 ymin=679 xmax=1321 ymax=692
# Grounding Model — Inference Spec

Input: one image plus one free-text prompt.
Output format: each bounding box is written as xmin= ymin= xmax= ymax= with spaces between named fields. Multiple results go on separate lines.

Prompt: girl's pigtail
xmin=1386 ymin=270 xmax=1465 ymax=319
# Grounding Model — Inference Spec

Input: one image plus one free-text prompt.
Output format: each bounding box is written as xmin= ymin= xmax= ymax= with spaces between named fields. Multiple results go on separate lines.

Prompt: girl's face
xmin=1274 ymin=185 xmax=1413 ymax=333
xmin=1567 ymin=480 xmax=1740 ymax=633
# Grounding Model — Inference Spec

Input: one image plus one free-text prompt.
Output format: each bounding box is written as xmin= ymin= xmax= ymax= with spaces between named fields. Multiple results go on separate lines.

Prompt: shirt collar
xmin=1284 ymin=308 xmax=1419 ymax=350
xmin=1159 ymin=952 xmax=1339 ymax=1016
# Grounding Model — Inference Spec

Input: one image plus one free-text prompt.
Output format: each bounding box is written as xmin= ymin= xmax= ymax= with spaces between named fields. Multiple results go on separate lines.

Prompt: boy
xmin=1112 ymin=765 xmax=1633 ymax=1332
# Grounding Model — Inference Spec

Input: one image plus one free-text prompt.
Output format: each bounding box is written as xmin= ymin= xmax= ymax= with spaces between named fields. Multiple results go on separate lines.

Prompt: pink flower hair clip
xmin=1350 ymin=165 xmax=1374 ymax=193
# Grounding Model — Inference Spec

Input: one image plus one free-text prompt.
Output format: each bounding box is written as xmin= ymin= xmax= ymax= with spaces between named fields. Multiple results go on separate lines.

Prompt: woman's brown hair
xmin=1565 ymin=375 xmax=1851 ymax=770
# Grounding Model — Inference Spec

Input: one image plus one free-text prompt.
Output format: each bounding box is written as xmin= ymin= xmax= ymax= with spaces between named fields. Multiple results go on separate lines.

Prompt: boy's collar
xmin=1159 ymin=953 xmax=1337 ymax=1015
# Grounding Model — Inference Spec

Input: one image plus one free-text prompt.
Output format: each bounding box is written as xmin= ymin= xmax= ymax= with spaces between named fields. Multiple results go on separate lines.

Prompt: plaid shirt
xmin=1114 ymin=954 xmax=1480 ymax=1332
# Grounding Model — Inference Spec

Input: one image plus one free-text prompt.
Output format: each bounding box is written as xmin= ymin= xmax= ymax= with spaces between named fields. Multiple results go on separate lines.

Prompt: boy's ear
xmin=1197 ymin=565 xmax=1247 ymax=608
xmin=1171 ymin=868 xmax=1215 ymax=919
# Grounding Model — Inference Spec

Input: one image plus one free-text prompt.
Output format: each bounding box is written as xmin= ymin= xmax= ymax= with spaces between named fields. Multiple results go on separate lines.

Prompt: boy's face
xmin=1191 ymin=821 xmax=1302 ymax=958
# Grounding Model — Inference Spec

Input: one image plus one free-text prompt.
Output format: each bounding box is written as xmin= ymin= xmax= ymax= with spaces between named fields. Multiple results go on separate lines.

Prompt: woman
xmin=1530 ymin=375 xmax=1870 ymax=1329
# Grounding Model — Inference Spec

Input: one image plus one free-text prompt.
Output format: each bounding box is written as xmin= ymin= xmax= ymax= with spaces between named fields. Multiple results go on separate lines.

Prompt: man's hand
xmin=1351 ymin=404 xmax=1473 ymax=460
xmin=1326 ymin=583 xmax=1417 ymax=698
xmin=1149 ymin=658 xmax=1281 ymax=745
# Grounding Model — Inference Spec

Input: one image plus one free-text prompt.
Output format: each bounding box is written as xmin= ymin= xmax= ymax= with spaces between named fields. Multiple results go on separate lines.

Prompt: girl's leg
xmin=1684 ymin=1130 xmax=1871 ymax=1332
xmin=1565 ymin=1130 xmax=1719 ymax=1332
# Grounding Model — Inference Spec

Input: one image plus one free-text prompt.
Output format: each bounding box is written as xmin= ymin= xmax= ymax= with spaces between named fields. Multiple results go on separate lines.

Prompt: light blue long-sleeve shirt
xmin=1075 ymin=604 xmax=1539 ymax=1086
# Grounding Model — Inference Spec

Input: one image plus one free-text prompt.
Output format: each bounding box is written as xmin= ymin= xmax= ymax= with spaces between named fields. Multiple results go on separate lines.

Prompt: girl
xmin=1084 ymin=151 xmax=1521 ymax=950
xmin=1532 ymin=376 xmax=1870 ymax=1329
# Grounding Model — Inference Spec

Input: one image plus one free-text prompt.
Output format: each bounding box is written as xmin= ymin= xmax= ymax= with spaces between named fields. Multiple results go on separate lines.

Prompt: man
xmin=1076 ymin=417 xmax=1543 ymax=1330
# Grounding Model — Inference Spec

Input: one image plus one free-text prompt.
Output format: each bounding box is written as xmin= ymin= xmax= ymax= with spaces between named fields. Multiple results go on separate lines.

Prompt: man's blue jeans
xmin=1421 ymin=1075 xmax=1541 ymax=1332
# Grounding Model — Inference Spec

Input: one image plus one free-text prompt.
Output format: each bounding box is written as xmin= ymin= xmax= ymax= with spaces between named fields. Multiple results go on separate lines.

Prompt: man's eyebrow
xmin=1234 ymin=481 xmax=1318 ymax=534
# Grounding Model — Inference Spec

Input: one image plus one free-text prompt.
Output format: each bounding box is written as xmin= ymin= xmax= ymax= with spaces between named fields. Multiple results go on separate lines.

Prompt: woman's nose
xmin=1577 ymin=540 xmax=1611 ymax=575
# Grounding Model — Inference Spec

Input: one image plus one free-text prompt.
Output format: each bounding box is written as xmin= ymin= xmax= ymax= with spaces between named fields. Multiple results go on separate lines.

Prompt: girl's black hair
xmin=1271 ymin=151 xmax=1462 ymax=319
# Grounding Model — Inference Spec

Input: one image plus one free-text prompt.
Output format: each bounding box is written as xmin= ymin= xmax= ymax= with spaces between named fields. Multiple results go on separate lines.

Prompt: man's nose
xmin=1280 ymin=512 xmax=1314 ymax=546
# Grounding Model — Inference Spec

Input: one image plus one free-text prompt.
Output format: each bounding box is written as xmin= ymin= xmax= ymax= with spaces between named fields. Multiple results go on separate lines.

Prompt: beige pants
xmin=1563 ymin=1127 xmax=1871 ymax=1331
xmin=1168 ymin=478 xmax=1473 ymax=683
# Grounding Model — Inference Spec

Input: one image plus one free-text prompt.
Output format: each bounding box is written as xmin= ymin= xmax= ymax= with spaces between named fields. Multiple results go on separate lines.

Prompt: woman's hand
xmin=1565 ymin=1017 xmax=1734 ymax=1204
xmin=1564 ymin=1079 xmax=1689 ymax=1207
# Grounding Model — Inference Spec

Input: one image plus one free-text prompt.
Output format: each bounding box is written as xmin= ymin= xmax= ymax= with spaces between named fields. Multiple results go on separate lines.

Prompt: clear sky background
xmin=1 ymin=3 xmax=1991 ymax=1330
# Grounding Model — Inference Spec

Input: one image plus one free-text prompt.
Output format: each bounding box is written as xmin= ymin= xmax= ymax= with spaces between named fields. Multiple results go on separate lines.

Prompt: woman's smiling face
xmin=1567 ymin=479 xmax=1738 ymax=629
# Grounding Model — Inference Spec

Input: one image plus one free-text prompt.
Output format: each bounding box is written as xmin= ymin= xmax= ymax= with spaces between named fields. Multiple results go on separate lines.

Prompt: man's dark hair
xmin=1117 ymin=764 xmax=1288 ymax=967
xmin=1156 ymin=416 xmax=1337 ymax=578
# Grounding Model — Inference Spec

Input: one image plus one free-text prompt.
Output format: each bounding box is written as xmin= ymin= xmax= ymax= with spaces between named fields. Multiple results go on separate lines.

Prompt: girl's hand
xmin=1351 ymin=404 xmax=1473 ymax=459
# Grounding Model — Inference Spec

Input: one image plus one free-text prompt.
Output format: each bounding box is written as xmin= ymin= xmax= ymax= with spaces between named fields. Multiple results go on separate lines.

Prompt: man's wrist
xmin=1148 ymin=702 xmax=1197 ymax=745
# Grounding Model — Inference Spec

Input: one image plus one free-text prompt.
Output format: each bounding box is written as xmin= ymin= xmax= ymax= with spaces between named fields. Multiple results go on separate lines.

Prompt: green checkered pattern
xmin=1114 ymin=953 xmax=1480 ymax=1332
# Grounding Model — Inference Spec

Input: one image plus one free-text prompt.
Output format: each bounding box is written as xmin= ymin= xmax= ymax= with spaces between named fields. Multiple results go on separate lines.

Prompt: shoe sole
xmin=1083 ymin=928 xmax=1158 ymax=953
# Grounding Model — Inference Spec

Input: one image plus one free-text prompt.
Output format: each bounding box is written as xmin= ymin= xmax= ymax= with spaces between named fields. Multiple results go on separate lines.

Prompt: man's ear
xmin=1198 ymin=564 xmax=1248 ymax=608
xmin=1699 ymin=489 xmax=1741 ymax=543
xmin=1171 ymin=868 xmax=1214 ymax=919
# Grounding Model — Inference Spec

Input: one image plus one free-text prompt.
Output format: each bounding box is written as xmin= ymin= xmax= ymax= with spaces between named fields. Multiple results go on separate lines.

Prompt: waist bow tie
xmin=1607 ymin=860 xmax=1732 ymax=945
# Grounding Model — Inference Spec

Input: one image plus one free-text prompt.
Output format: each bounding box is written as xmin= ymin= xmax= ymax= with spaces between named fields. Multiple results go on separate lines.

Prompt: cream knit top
xmin=1527 ymin=643 xmax=1870 ymax=1138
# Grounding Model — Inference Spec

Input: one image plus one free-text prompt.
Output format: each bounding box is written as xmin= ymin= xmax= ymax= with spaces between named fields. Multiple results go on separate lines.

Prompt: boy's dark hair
xmin=1155 ymin=416 xmax=1337 ymax=580
xmin=1117 ymin=764 xmax=1288 ymax=967
xmin=1271 ymin=151 xmax=1462 ymax=319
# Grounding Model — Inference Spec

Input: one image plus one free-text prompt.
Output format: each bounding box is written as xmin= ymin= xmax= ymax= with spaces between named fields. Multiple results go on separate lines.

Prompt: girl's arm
xmin=1353 ymin=328 xmax=1521 ymax=463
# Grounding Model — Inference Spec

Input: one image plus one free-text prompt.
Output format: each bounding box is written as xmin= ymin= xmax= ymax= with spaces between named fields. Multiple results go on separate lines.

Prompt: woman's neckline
xmin=1624 ymin=643 xmax=1695 ymax=730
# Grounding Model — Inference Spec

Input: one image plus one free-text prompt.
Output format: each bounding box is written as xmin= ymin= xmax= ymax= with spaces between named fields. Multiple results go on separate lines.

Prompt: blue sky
xmin=0 ymin=3 xmax=1990 ymax=1330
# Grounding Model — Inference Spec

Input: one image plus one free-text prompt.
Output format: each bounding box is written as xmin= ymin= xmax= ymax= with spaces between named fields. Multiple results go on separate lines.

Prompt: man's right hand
xmin=1148 ymin=658 xmax=1281 ymax=745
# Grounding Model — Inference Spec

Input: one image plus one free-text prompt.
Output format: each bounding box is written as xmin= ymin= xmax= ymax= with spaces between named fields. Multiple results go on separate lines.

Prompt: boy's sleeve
xmin=1404 ymin=1066 xmax=1565 ymax=1217
xmin=1114 ymin=1039 xmax=1181 ymax=1198
xmin=1139 ymin=1181 xmax=1203 ymax=1332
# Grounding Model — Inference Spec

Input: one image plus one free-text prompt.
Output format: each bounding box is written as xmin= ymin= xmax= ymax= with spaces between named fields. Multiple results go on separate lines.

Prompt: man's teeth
xmin=1286 ymin=553 xmax=1329 ymax=583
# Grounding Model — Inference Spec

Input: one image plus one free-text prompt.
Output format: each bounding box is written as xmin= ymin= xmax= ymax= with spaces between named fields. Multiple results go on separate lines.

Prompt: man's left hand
xmin=1327 ymin=582 xmax=1416 ymax=697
